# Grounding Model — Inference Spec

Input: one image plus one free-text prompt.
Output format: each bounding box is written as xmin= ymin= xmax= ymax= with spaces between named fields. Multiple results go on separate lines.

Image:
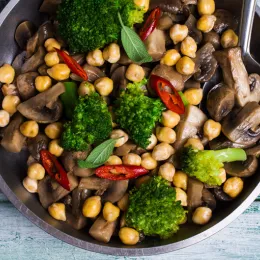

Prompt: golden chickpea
xmin=44 ymin=38 xmax=61 ymax=52
xmin=123 ymin=153 xmax=142 ymax=166
xmin=47 ymin=64 xmax=70 ymax=81
xmin=141 ymin=152 xmax=158 ymax=170
xmin=45 ymin=122 xmax=63 ymax=139
xmin=48 ymin=139 xmax=64 ymax=157
xmin=176 ymin=56 xmax=195 ymax=76
xmin=119 ymin=227 xmax=140 ymax=245
xmin=125 ymin=64 xmax=145 ymax=83
xmin=183 ymin=88 xmax=203 ymax=105
xmin=103 ymin=43 xmax=121 ymax=64
xmin=135 ymin=175 xmax=151 ymax=188
xmin=1 ymin=83 xmax=18 ymax=96
xmin=78 ymin=81 xmax=95 ymax=96
xmin=82 ymin=196 xmax=102 ymax=218
xmin=105 ymin=155 xmax=122 ymax=165
xmin=27 ymin=163 xmax=45 ymax=180
xmin=184 ymin=138 xmax=204 ymax=150
xmin=117 ymin=194 xmax=129 ymax=211
xmin=175 ymin=187 xmax=187 ymax=206
xmin=20 ymin=121 xmax=39 ymax=138
xmin=173 ymin=171 xmax=188 ymax=190
xmin=203 ymin=119 xmax=221 ymax=141
xmin=221 ymin=29 xmax=239 ymax=49
xmin=170 ymin=24 xmax=189 ymax=45
xmin=219 ymin=168 xmax=226 ymax=184
xmin=160 ymin=49 xmax=181 ymax=66
xmin=146 ymin=134 xmax=157 ymax=150
xmin=0 ymin=64 xmax=15 ymax=84
xmin=134 ymin=0 xmax=150 ymax=12
xmin=86 ymin=49 xmax=105 ymax=67
xmin=44 ymin=52 xmax=60 ymax=67
xmin=23 ymin=176 xmax=38 ymax=193
xmin=48 ymin=203 xmax=66 ymax=221
xmin=94 ymin=77 xmax=114 ymax=96
xmin=103 ymin=202 xmax=120 ymax=222
xmin=197 ymin=0 xmax=215 ymax=15
xmin=181 ymin=36 xmax=197 ymax=58
xmin=0 ymin=110 xmax=10 ymax=127
xmin=152 ymin=142 xmax=175 ymax=161
xmin=156 ymin=126 xmax=176 ymax=144
xmin=223 ymin=177 xmax=243 ymax=198
xmin=158 ymin=162 xmax=175 ymax=182
xmin=110 ymin=129 xmax=129 ymax=147
xmin=192 ymin=207 xmax=212 ymax=225
xmin=2 ymin=95 xmax=21 ymax=115
xmin=35 ymin=76 xmax=52 ymax=92
xmin=197 ymin=15 xmax=216 ymax=33
xmin=161 ymin=110 xmax=180 ymax=128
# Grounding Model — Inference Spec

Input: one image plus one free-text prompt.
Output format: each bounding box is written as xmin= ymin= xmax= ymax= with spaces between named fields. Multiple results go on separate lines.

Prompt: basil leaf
xmin=78 ymin=138 xmax=118 ymax=169
xmin=118 ymin=13 xmax=152 ymax=63
xmin=178 ymin=91 xmax=189 ymax=106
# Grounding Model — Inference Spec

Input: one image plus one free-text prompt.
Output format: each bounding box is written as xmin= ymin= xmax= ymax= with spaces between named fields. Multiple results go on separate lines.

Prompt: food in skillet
xmin=0 ymin=0 xmax=259 ymax=245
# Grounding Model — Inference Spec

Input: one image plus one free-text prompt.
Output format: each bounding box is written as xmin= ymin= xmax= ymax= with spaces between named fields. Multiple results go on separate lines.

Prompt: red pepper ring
xmin=55 ymin=48 xmax=88 ymax=81
xmin=95 ymin=165 xmax=149 ymax=181
xmin=139 ymin=7 xmax=162 ymax=41
xmin=149 ymin=75 xmax=185 ymax=115
xmin=40 ymin=150 xmax=70 ymax=191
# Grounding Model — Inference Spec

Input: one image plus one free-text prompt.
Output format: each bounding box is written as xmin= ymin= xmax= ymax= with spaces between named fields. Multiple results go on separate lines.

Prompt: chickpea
xmin=221 ymin=29 xmax=239 ymax=49
xmin=82 ymin=196 xmax=102 ymax=218
xmin=203 ymin=119 xmax=221 ymax=141
xmin=152 ymin=142 xmax=175 ymax=161
xmin=94 ymin=77 xmax=113 ymax=96
xmin=78 ymin=81 xmax=95 ymax=96
xmin=0 ymin=64 xmax=15 ymax=84
xmin=160 ymin=49 xmax=181 ymax=66
xmin=35 ymin=76 xmax=52 ymax=92
xmin=197 ymin=0 xmax=215 ymax=15
xmin=161 ymin=110 xmax=180 ymax=128
xmin=173 ymin=171 xmax=188 ymax=190
xmin=44 ymin=38 xmax=61 ymax=52
xmin=117 ymin=194 xmax=129 ymax=211
xmin=192 ymin=207 xmax=212 ymax=225
xmin=48 ymin=203 xmax=66 ymax=221
xmin=134 ymin=0 xmax=150 ymax=12
xmin=170 ymin=24 xmax=189 ymax=45
xmin=2 ymin=95 xmax=21 ymax=115
xmin=197 ymin=15 xmax=216 ymax=33
xmin=110 ymin=129 xmax=129 ymax=147
xmin=27 ymin=163 xmax=45 ymax=180
xmin=1 ymin=83 xmax=18 ymax=96
xmin=158 ymin=162 xmax=175 ymax=182
xmin=123 ymin=153 xmax=142 ymax=166
xmin=141 ymin=152 xmax=157 ymax=170
xmin=44 ymin=52 xmax=60 ymax=67
xmin=223 ymin=177 xmax=243 ymax=198
xmin=184 ymin=138 xmax=204 ymax=150
xmin=0 ymin=110 xmax=10 ymax=127
xmin=45 ymin=122 xmax=63 ymax=139
xmin=156 ymin=126 xmax=176 ymax=144
xmin=103 ymin=202 xmax=120 ymax=222
xmin=181 ymin=36 xmax=197 ymax=58
xmin=23 ymin=176 xmax=38 ymax=193
xmin=125 ymin=64 xmax=145 ymax=83
xmin=135 ymin=175 xmax=151 ymax=188
xmin=47 ymin=64 xmax=70 ymax=81
xmin=48 ymin=139 xmax=64 ymax=157
xmin=103 ymin=43 xmax=121 ymax=64
xmin=175 ymin=187 xmax=187 ymax=206
xmin=183 ymin=88 xmax=203 ymax=106
xmin=176 ymin=56 xmax=195 ymax=76
xmin=119 ymin=227 xmax=139 ymax=245
xmin=105 ymin=155 xmax=122 ymax=165
xmin=219 ymin=168 xmax=226 ymax=184
xmin=20 ymin=121 xmax=39 ymax=138
xmin=146 ymin=134 xmax=157 ymax=150
xmin=86 ymin=49 xmax=105 ymax=67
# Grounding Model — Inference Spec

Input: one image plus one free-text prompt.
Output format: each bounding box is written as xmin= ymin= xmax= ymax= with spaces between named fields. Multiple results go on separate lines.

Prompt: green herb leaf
xmin=78 ymin=138 xmax=118 ymax=169
xmin=178 ymin=91 xmax=189 ymax=106
xmin=118 ymin=13 xmax=152 ymax=63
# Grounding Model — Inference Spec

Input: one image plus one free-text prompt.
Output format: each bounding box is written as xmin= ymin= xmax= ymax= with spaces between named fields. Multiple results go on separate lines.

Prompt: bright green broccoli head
xmin=126 ymin=176 xmax=186 ymax=239
xmin=57 ymin=0 xmax=145 ymax=53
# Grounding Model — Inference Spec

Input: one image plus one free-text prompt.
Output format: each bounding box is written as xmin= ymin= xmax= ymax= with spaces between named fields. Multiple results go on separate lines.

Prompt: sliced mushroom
xmin=181 ymin=0 xmax=197 ymax=4
xmin=213 ymin=187 xmax=232 ymax=202
xmin=202 ymin=188 xmax=216 ymax=210
xmin=27 ymin=155 xmax=37 ymax=166
xmin=66 ymin=211 xmax=87 ymax=230
xmin=27 ymin=133 xmax=49 ymax=161
xmin=246 ymin=145 xmax=260 ymax=157
xmin=157 ymin=13 xmax=174 ymax=30
xmin=71 ymin=53 xmax=85 ymax=66
xmin=40 ymin=0 xmax=62 ymax=15
xmin=150 ymin=0 xmax=183 ymax=14
xmin=185 ymin=14 xmax=203 ymax=44
xmin=187 ymin=178 xmax=204 ymax=210
xmin=1 ymin=83 xmax=19 ymax=96
xmin=118 ymin=49 xmax=132 ymax=65
xmin=17 ymin=82 xmax=65 ymax=123
xmin=72 ymin=188 xmax=92 ymax=216
xmin=74 ymin=167 xmax=95 ymax=178
xmin=184 ymin=79 xmax=201 ymax=90
xmin=202 ymin=31 xmax=220 ymax=50
xmin=83 ymin=64 xmax=106 ymax=83
xmin=15 ymin=21 xmax=36 ymax=50
xmin=38 ymin=64 xmax=49 ymax=76
xmin=26 ymin=33 xmax=39 ymax=58
xmin=12 ymin=51 xmax=26 ymax=76
xmin=102 ymin=180 xmax=129 ymax=203
xmin=111 ymin=66 xmax=128 ymax=97
xmin=114 ymin=141 xmax=138 ymax=157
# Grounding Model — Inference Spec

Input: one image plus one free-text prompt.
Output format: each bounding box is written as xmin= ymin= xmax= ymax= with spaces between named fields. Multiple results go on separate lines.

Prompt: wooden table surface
xmin=1 ymin=0 xmax=260 ymax=259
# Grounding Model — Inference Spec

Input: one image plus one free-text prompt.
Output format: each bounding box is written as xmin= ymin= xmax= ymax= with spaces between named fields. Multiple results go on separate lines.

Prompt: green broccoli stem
xmin=213 ymin=148 xmax=247 ymax=163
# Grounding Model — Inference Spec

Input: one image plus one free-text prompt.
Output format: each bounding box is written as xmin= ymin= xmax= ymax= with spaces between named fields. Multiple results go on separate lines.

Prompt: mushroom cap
xmin=185 ymin=14 xmax=203 ymax=44
xmin=27 ymin=133 xmax=49 ymax=161
xmin=15 ymin=21 xmax=36 ymax=50
xmin=83 ymin=64 xmax=106 ymax=83
xmin=111 ymin=66 xmax=128 ymax=98
xmin=187 ymin=178 xmax=204 ymax=210
xmin=202 ymin=31 xmax=220 ymax=50
xmin=150 ymin=0 xmax=184 ymax=14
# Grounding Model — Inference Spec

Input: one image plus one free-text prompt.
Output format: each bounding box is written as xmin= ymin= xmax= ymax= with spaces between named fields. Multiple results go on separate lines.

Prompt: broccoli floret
xmin=126 ymin=176 xmax=186 ymax=239
xmin=61 ymin=93 xmax=112 ymax=151
xmin=57 ymin=0 xmax=145 ymax=53
xmin=114 ymin=79 xmax=165 ymax=148
xmin=181 ymin=147 xmax=247 ymax=186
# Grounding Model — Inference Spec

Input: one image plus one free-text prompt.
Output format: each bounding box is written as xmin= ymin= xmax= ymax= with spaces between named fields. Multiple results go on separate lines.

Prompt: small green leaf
xmin=178 ymin=91 xmax=189 ymax=106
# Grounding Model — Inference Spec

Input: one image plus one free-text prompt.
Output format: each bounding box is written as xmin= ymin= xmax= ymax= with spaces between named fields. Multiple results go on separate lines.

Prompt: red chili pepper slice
xmin=55 ymin=48 xmax=88 ymax=81
xmin=95 ymin=165 xmax=149 ymax=181
xmin=139 ymin=7 xmax=162 ymax=41
xmin=149 ymin=75 xmax=185 ymax=114
xmin=40 ymin=150 xmax=70 ymax=191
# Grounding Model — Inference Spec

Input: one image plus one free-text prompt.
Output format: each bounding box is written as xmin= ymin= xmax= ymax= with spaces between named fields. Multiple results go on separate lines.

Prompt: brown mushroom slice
xmin=157 ymin=13 xmax=174 ymax=30
xmin=17 ymin=82 xmax=65 ymax=123
xmin=207 ymin=82 xmax=235 ymax=122
xmin=185 ymin=14 xmax=203 ymax=44
xmin=16 ymin=72 xmax=39 ymax=101
xmin=111 ymin=66 xmax=128 ymax=97
xmin=26 ymin=33 xmax=39 ymax=58
xmin=66 ymin=211 xmax=87 ymax=230
xmin=27 ymin=133 xmax=49 ymax=161
xmin=202 ymin=31 xmax=220 ymax=50
xmin=181 ymin=0 xmax=197 ymax=4
xmin=72 ymin=188 xmax=92 ymax=217
xmin=83 ymin=64 xmax=106 ymax=83
xmin=15 ymin=21 xmax=36 ymax=50
xmin=40 ymin=0 xmax=62 ymax=15
xmin=114 ymin=141 xmax=138 ymax=156
xmin=187 ymin=178 xmax=204 ymax=210
xmin=38 ymin=64 xmax=49 ymax=76
xmin=12 ymin=51 xmax=27 ymax=76
xmin=71 ymin=53 xmax=85 ymax=66
xmin=1 ymin=113 xmax=26 ymax=153
xmin=73 ymin=166 xmax=95 ymax=178
xmin=184 ymin=79 xmax=201 ymax=90
xmin=213 ymin=187 xmax=232 ymax=202
xmin=37 ymin=21 xmax=55 ymax=46
xmin=149 ymin=0 xmax=183 ymax=14
xmin=202 ymin=188 xmax=216 ymax=210
xmin=102 ymin=180 xmax=129 ymax=203
xmin=246 ymin=145 xmax=260 ymax=157
xmin=118 ymin=49 xmax=132 ymax=65
xmin=1 ymin=83 xmax=19 ymax=96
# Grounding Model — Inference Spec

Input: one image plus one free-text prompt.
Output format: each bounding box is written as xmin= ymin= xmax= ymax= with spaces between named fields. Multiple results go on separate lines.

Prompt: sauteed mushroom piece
xmin=213 ymin=187 xmax=232 ymax=202
xmin=26 ymin=33 xmax=39 ymax=58
xmin=83 ymin=64 xmax=106 ymax=83
xmin=157 ymin=13 xmax=174 ymax=30
xmin=12 ymin=51 xmax=26 ymax=75
xmin=114 ymin=141 xmax=137 ymax=156
xmin=202 ymin=188 xmax=216 ymax=210
xmin=185 ymin=14 xmax=202 ymax=44
xmin=15 ymin=21 xmax=36 ymax=50
xmin=27 ymin=133 xmax=49 ymax=161
xmin=184 ymin=79 xmax=201 ymax=90
xmin=111 ymin=66 xmax=128 ymax=97
xmin=149 ymin=0 xmax=183 ymax=14
xmin=38 ymin=64 xmax=49 ymax=76
xmin=187 ymin=178 xmax=204 ymax=210
xmin=102 ymin=180 xmax=129 ymax=203
xmin=246 ymin=145 xmax=260 ymax=157
xmin=40 ymin=0 xmax=62 ymax=15
xmin=202 ymin=31 xmax=220 ymax=50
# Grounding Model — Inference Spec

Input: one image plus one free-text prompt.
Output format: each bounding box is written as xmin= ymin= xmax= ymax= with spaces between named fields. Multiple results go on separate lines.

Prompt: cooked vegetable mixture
xmin=1 ymin=0 xmax=260 ymax=246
